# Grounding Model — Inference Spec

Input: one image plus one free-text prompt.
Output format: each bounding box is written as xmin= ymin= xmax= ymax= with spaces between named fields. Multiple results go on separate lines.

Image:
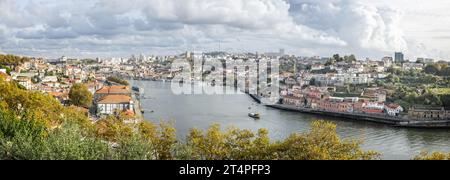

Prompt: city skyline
xmin=0 ymin=0 xmax=449 ymax=60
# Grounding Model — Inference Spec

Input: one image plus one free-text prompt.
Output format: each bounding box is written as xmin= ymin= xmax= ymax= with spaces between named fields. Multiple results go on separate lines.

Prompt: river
xmin=131 ymin=80 xmax=450 ymax=160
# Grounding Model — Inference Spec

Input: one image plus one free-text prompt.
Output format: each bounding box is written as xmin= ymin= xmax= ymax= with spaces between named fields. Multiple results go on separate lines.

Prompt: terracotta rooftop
xmin=386 ymin=104 xmax=401 ymax=109
xmin=48 ymin=92 xmax=67 ymax=98
xmin=0 ymin=72 xmax=10 ymax=78
xmin=98 ymin=95 xmax=132 ymax=104
xmin=96 ymin=86 xmax=131 ymax=94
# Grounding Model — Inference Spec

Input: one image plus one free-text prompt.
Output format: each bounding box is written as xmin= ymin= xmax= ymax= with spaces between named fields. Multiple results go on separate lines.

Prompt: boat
xmin=248 ymin=113 xmax=260 ymax=119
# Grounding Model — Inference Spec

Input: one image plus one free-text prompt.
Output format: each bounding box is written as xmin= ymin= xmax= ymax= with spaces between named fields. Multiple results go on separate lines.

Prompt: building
xmin=282 ymin=96 xmax=304 ymax=107
xmin=42 ymin=76 xmax=58 ymax=83
xmin=96 ymin=95 xmax=134 ymax=115
xmin=311 ymin=64 xmax=325 ymax=71
xmin=424 ymin=58 xmax=435 ymax=64
xmin=395 ymin=52 xmax=404 ymax=63
xmin=94 ymin=85 xmax=132 ymax=101
xmin=16 ymin=76 xmax=33 ymax=90
xmin=279 ymin=49 xmax=285 ymax=56
xmin=385 ymin=104 xmax=404 ymax=117
xmin=59 ymin=56 xmax=68 ymax=62
xmin=49 ymin=92 xmax=69 ymax=105
xmin=382 ymin=57 xmax=393 ymax=67
xmin=362 ymin=102 xmax=385 ymax=114
xmin=402 ymin=63 xmax=424 ymax=71
xmin=0 ymin=72 xmax=11 ymax=82
xmin=363 ymin=88 xmax=387 ymax=103
xmin=316 ymin=98 xmax=353 ymax=113
xmin=408 ymin=106 xmax=447 ymax=120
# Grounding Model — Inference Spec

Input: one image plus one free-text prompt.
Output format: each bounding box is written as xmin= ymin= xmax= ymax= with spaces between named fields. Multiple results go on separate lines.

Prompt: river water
xmin=131 ymin=80 xmax=450 ymax=160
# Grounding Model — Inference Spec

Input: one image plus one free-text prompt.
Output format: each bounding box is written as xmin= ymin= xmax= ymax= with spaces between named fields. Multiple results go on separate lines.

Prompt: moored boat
xmin=248 ymin=113 xmax=260 ymax=119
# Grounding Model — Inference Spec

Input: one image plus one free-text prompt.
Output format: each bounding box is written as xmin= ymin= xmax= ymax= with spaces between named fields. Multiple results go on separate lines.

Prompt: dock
xmin=248 ymin=94 xmax=262 ymax=104
xmin=245 ymin=93 xmax=450 ymax=128
xmin=266 ymin=104 xmax=450 ymax=128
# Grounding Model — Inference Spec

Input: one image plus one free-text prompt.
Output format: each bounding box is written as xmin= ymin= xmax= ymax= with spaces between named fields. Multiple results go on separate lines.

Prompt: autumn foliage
xmin=0 ymin=76 xmax=425 ymax=160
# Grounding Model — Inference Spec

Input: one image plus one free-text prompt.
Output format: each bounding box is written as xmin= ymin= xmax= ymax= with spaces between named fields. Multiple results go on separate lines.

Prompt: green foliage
xmin=414 ymin=152 xmax=450 ymax=160
xmin=182 ymin=121 xmax=379 ymax=160
xmin=107 ymin=76 xmax=129 ymax=86
xmin=0 ymin=65 xmax=12 ymax=74
xmin=0 ymin=54 xmax=30 ymax=66
xmin=0 ymin=77 xmax=415 ymax=161
xmin=0 ymin=78 xmax=68 ymax=127
xmin=69 ymin=83 xmax=93 ymax=108
xmin=423 ymin=63 xmax=450 ymax=77
xmin=424 ymin=64 xmax=441 ymax=75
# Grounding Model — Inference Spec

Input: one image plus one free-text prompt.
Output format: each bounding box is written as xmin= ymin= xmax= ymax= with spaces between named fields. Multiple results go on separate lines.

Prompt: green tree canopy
xmin=424 ymin=64 xmax=441 ymax=75
xmin=0 ymin=54 xmax=30 ymax=66
xmin=107 ymin=76 xmax=129 ymax=86
xmin=69 ymin=83 xmax=93 ymax=108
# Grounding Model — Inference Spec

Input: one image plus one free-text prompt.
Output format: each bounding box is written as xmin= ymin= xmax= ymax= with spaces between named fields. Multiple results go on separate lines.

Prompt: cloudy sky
xmin=0 ymin=0 xmax=449 ymax=60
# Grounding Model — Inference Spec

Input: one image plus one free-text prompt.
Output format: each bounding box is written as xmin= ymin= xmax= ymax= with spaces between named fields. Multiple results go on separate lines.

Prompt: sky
xmin=0 ymin=0 xmax=449 ymax=60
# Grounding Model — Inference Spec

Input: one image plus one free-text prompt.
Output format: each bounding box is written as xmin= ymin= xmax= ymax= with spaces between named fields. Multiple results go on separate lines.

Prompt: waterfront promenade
xmin=247 ymin=94 xmax=450 ymax=128
xmin=266 ymin=104 xmax=450 ymax=128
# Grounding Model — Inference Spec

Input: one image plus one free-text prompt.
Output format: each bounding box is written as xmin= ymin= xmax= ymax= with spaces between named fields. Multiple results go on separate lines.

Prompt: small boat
xmin=248 ymin=113 xmax=260 ymax=119
xmin=132 ymin=86 xmax=140 ymax=92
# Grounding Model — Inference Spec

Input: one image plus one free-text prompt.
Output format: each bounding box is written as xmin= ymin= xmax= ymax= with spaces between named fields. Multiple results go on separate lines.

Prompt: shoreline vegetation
xmin=107 ymin=76 xmax=130 ymax=86
xmin=0 ymin=77 xmax=447 ymax=160
xmin=0 ymin=76 xmax=377 ymax=160
xmin=1 ymin=55 xmax=449 ymax=160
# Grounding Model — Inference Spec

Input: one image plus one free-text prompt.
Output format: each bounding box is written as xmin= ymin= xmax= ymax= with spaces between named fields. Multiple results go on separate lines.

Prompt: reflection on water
xmin=132 ymin=80 xmax=450 ymax=160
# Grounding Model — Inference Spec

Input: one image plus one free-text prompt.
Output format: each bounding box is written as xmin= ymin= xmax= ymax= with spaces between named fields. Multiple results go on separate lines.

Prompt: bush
xmin=107 ymin=76 xmax=129 ymax=86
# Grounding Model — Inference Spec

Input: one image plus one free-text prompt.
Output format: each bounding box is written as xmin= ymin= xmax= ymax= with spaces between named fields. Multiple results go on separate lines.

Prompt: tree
xmin=440 ymin=67 xmax=450 ymax=77
xmin=183 ymin=121 xmax=379 ymax=160
xmin=69 ymin=83 xmax=93 ymax=108
xmin=414 ymin=152 xmax=450 ymax=160
xmin=0 ymin=65 xmax=12 ymax=75
xmin=333 ymin=54 xmax=344 ymax=62
xmin=107 ymin=76 xmax=129 ymax=86
xmin=348 ymin=54 xmax=357 ymax=63
xmin=309 ymin=78 xmax=317 ymax=86
xmin=424 ymin=64 xmax=441 ymax=75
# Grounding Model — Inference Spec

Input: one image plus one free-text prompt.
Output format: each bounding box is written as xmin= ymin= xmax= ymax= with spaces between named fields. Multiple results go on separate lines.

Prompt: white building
xmin=96 ymin=95 xmax=134 ymax=115
xmin=60 ymin=56 xmax=68 ymax=62
xmin=403 ymin=63 xmax=424 ymax=71
xmin=385 ymin=104 xmax=404 ymax=117
xmin=42 ymin=76 xmax=58 ymax=83
xmin=364 ymin=102 xmax=385 ymax=110
xmin=17 ymin=76 xmax=33 ymax=90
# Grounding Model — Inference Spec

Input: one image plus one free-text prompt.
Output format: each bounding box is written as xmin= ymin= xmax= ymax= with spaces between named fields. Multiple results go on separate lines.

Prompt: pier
xmin=266 ymin=104 xmax=450 ymax=128
xmin=247 ymin=93 xmax=450 ymax=128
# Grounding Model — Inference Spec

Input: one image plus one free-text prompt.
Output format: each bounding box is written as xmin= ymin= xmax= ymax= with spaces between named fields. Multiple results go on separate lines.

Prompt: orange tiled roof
xmin=386 ymin=104 xmax=401 ymax=109
xmin=98 ymin=95 xmax=132 ymax=104
xmin=49 ymin=92 xmax=64 ymax=97
xmin=124 ymin=109 xmax=135 ymax=116
xmin=0 ymin=72 xmax=9 ymax=78
xmin=96 ymin=86 xmax=131 ymax=94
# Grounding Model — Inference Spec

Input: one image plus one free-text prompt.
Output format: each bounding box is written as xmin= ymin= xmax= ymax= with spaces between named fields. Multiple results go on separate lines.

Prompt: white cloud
xmin=289 ymin=0 xmax=408 ymax=55
xmin=0 ymin=0 xmax=448 ymax=59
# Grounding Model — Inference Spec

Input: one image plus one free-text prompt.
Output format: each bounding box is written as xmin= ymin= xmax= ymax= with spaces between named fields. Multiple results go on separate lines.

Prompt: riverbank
xmin=267 ymin=104 xmax=450 ymax=128
xmin=247 ymin=94 xmax=450 ymax=128
xmin=131 ymin=80 xmax=450 ymax=159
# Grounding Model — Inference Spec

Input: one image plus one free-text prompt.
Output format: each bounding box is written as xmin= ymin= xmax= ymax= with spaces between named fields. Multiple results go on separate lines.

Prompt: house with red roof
xmin=96 ymin=95 xmax=134 ymax=115
xmin=385 ymin=104 xmax=404 ymax=117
